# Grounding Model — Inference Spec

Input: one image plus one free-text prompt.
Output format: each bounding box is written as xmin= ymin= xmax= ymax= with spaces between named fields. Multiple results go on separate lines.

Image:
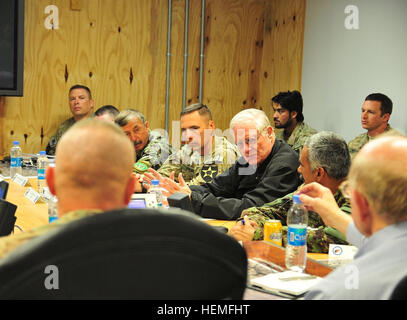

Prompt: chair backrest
xmin=390 ymin=275 xmax=407 ymax=300
xmin=0 ymin=208 xmax=247 ymax=299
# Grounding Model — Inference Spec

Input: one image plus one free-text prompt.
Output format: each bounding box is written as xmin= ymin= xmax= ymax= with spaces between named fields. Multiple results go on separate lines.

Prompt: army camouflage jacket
xmin=0 ymin=209 xmax=103 ymax=261
xmin=133 ymin=130 xmax=174 ymax=173
xmin=348 ymin=125 xmax=403 ymax=159
xmin=158 ymin=135 xmax=240 ymax=185
xmin=46 ymin=117 xmax=76 ymax=155
xmin=275 ymin=121 xmax=317 ymax=155
xmin=242 ymin=188 xmax=351 ymax=253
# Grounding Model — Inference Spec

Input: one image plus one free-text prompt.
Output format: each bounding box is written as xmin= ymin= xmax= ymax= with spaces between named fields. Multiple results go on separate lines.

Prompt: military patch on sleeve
xmin=133 ymin=161 xmax=149 ymax=174
xmin=200 ymin=165 xmax=219 ymax=182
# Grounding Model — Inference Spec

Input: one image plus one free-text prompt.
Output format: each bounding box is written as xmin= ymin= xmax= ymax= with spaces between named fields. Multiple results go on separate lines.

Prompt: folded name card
xmin=12 ymin=174 xmax=29 ymax=187
xmin=328 ymin=244 xmax=358 ymax=260
xmin=24 ymin=187 xmax=44 ymax=204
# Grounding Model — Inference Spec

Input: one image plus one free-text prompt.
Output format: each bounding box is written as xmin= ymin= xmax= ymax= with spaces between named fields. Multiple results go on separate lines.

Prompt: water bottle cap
xmin=293 ymin=194 xmax=302 ymax=204
xmin=151 ymin=180 xmax=160 ymax=186
xmin=39 ymin=151 xmax=46 ymax=155
xmin=13 ymin=141 xmax=20 ymax=145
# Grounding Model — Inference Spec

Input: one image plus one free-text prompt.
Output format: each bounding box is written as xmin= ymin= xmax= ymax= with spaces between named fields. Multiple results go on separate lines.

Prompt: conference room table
xmin=4 ymin=176 xmax=332 ymax=299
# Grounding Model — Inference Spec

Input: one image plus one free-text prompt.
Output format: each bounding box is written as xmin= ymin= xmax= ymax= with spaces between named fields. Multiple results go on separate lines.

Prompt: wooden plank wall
xmin=0 ymin=0 xmax=305 ymax=155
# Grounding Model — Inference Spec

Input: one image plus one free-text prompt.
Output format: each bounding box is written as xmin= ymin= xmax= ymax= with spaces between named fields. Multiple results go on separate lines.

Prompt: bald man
xmin=0 ymin=119 xmax=136 ymax=260
xmin=299 ymin=135 xmax=407 ymax=299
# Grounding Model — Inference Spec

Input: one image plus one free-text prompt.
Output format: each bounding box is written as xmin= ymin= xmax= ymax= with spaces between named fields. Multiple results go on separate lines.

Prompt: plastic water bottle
xmin=37 ymin=151 xmax=48 ymax=194
xmin=10 ymin=141 xmax=23 ymax=178
xmin=149 ymin=180 xmax=163 ymax=207
xmin=285 ymin=194 xmax=308 ymax=272
xmin=48 ymin=195 xmax=58 ymax=223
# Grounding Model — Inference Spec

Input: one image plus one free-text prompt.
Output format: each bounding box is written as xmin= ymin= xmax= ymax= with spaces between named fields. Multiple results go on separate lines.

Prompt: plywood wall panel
xmin=0 ymin=0 xmax=305 ymax=155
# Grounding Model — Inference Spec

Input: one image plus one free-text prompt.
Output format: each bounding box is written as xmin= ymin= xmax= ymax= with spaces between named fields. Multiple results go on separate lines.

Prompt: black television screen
xmin=0 ymin=0 xmax=24 ymax=96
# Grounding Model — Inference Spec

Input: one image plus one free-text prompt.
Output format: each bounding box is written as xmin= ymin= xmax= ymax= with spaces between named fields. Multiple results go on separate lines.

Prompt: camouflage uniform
xmin=348 ymin=125 xmax=403 ymax=159
xmin=46 ymin=117 xmax=76 ymax=155
xmin=133 ymin=130 xmax=174 ymax=173
xmin=242 ymin=188 xmax=351 ymax=253
xmin=158 ymin=135 xmax=240 ymax=185
xmin=275 ymin=121 xmax=318 ymax=155
xmin=0 ymin=209 xmax=103 ymax=260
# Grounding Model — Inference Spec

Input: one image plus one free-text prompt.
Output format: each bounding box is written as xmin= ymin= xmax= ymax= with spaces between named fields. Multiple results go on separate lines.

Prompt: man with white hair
xmin=151 ymin=108 xmax=301 ymax=220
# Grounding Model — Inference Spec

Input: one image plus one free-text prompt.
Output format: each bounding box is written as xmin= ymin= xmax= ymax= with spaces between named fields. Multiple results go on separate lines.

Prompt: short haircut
xmin=95 ymin=105 xmax=120 ymax=118
xmin=349 ymin=138 xmax=407 ymax=223
xmin=272 ymin=90 xmax=304 ymax=122
xmin=365 ymin=93 xmax=393 ymax=116
xmin=180 ymin=103 xmax=212 ymax=120
xmin=115 ymin=109 xmax=146 ymax=127
xmin=69 ymin=84 xmax=92 ymax=100
xmin=304 ymin=131 xmax=351 ymax=180
xmin=230 ymin=108 xmax=271 ymax=134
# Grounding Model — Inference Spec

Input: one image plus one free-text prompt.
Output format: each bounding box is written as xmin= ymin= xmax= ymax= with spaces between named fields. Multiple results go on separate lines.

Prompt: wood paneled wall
xmin=0 ymin=0 xmax=305 ymax=155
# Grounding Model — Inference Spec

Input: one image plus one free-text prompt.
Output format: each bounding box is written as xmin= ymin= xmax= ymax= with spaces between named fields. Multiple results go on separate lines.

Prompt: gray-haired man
xmin=147 ymin=108 xmax=301 ymax=220
xmin=115 ymin=109 xmax=173 ymax=173
xmin=229 ymin=131 xmax=352 ymax=253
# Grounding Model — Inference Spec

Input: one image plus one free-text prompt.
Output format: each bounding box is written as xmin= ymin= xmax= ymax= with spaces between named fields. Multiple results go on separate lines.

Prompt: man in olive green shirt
xmin=348 ymin=93 xmax=403 ymax=159
xmin=46 ymin=84 xmax=95 ymax=155
xmin=0 ymin=119 xmax=136 ymax=260
xmin=229 ymin=131 xmax=351 ymax=253
xmin=272 ymin=90 xmax=317 ymax=155
xmin=157 ymin=104 xmax=240 ymax=185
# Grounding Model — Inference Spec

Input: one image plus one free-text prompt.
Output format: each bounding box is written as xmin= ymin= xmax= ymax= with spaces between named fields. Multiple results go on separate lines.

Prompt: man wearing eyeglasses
xmin=229 ymin=131 xmax=351 ymax=253
xmin=145 ymin=108 xmax=301 ymax=220
xmin=272 ymin=90 xmax=317 ymax=155
xmin=300 ymin=135 xmax=407 ymax=299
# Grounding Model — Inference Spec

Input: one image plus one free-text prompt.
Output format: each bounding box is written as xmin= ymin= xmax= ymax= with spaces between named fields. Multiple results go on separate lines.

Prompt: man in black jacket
xmin=146 ymin=108 xmax=301 ymax=220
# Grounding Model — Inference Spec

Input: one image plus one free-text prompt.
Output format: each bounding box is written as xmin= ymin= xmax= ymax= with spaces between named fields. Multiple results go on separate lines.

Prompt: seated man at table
xmin=300 ymin=136 xmax=407 ymax=299
xmin=145 ymin=108 xmax=301 ymax=220
xmin=0 ymin=119 xmax=136 ymax=260
xmin=348 ymin=93 xmax=403 ymax=159
xmin=46 ymin=84 xmax=95 ymax=155
xmin=94 ymin=104 xmax=119 ymax=122
xmin=229 ymin=131 xmax=351 ymax=253
xmin=157 ymin=103 xmax=240 ymax=185
xmin=115 ymin=109 xmax=173 ymax=173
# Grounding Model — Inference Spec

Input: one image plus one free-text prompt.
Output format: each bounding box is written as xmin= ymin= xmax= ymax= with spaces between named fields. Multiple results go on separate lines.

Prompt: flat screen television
xmin=0 ymin=0 xmax=24 ymax=96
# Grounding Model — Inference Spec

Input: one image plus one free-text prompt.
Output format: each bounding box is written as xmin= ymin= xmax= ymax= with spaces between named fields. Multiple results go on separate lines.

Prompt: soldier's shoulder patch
xmin=134 ymin=161 xmax=149 ymax=173
xmin=200 ymin=164 xmax=219 ymax=182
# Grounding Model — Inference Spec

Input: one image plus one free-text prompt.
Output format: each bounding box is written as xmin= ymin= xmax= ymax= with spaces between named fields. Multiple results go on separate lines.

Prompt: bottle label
xmin=49 ymin=216 xmax=58 ymax=223
xmin=11 ymin=157 xmax=22 ymax=167
xmin=287 ymin=226 xmax=307 ymax=246
xmin=38 ymin=168 xmax=45 ymax=180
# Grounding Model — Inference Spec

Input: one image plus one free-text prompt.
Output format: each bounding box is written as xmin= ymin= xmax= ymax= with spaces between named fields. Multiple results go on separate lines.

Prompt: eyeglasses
xmin=339 ymin=181 xmax=352 ymax=199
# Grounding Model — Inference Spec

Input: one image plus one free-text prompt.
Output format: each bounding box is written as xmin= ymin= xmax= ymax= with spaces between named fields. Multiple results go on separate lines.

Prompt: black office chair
xmin=390 ymin=275 xmax=407 ymax=300
xmin=0 ymin=208 xmax=247 ymax=299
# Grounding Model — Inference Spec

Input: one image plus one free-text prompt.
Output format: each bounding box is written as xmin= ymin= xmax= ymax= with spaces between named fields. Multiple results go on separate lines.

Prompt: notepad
xmin=250 ymin=271 xmax=322 ymax=296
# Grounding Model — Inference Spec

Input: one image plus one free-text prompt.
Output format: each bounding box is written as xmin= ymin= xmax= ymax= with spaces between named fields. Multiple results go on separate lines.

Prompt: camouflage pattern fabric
xmin=0 ymin=209 xmax=103 ymax=260
xmin=348 ymin=125 xmax=403 ymax=159
xmin=133 ymin=130 xmax=174 ymax=173
xmin=241 ymin=188 xmax=351 ymax=253
xmin=275 ymin=121 xmax=318 ymax=155
xmin=46 ymin=117 xmax=76 ymax=155
xmin=158 ymin=135 xmax=240 ymax=185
